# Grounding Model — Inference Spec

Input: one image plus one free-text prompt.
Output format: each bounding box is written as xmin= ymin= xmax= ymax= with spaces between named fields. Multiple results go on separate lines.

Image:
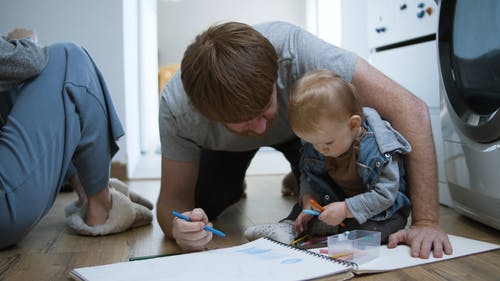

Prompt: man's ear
xmin=349 ymin=115 xmax=362 ymax=133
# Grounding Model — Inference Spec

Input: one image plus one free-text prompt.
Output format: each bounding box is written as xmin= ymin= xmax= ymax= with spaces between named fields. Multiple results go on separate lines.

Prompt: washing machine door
xmin=438 ymin=0 xmax=500 ymax=143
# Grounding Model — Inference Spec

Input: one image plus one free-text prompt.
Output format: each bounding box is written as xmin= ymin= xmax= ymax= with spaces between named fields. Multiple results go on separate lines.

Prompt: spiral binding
xmin=263 ymin=237 xmax=359 ymax=270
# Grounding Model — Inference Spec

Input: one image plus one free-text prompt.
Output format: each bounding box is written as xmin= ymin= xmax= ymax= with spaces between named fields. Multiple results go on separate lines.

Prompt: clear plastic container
xmin=327 ymin=230 xmax=381 ymax=264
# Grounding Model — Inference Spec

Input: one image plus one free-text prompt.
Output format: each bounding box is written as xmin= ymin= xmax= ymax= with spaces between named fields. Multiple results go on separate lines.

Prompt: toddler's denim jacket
xmin=299 ymin=107 xmax=412 ymax=223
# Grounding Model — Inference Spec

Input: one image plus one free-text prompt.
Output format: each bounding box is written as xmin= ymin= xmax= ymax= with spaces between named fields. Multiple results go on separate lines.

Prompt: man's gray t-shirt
xmin=159 ymin=21 xmax=358 ymax=162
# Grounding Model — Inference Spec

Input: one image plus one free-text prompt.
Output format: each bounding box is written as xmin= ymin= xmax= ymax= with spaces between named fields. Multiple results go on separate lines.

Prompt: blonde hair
xmin=289 ymin=69 xmax=364 ymax=136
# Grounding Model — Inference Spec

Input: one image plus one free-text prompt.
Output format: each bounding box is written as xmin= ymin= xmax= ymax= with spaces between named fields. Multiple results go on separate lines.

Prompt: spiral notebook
xmin=70 ymin=237 xmax=355 ymax=281
xmin=70 ymin=235 xmax=500 ymax=281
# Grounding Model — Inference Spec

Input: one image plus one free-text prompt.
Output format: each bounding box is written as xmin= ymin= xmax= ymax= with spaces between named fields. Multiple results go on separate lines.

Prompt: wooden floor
xmin=1 ymin=175 xmax=499 ymax=281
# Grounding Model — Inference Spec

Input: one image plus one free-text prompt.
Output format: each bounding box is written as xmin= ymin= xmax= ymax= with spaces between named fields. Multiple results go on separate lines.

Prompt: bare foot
xmin=86 ymin=186 xmax=112 ymax=226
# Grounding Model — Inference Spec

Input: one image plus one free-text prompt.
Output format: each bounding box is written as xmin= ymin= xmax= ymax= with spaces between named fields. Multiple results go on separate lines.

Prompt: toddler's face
xmin=299 ymin=119 xmax=355 ymax=158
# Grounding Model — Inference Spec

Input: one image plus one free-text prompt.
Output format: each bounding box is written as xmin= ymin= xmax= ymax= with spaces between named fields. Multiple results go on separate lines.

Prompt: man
xmin=157 ymin=21 xmax=452 ymax=258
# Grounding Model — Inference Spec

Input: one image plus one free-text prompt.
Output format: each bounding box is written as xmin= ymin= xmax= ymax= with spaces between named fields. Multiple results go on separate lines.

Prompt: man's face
xmin=224 ymin=86 xmax=278 ymax=137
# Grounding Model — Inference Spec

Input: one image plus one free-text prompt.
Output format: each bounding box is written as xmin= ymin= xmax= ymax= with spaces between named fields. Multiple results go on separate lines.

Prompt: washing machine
xmin=438 ymin=0 xmax=500 ymax=230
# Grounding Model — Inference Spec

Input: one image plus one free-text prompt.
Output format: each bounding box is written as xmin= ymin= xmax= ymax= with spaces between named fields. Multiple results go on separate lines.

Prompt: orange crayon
xmin=309 ymin=199 xmax=346 ymax=227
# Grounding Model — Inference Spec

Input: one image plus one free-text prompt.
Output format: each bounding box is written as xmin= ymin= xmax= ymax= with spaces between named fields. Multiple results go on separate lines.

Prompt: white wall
xmin=340 ymin=0 xmax=369 ymax=60
xmin=138 ymin=0 xmax=160 ymax=155
xmin=122 ymin=0 xmax=142 ymax=177
xmin=316 ymin=0 xmax=342 ymax=46
xmin=0 ymin=0 xmax=142 ymax=176
xmin=157 ymin=0 xmax=307 ymax=66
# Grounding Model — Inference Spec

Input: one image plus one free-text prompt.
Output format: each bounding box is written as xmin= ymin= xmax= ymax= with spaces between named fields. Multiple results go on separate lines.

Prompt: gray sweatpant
xmin=0 ymin=43 xmax=124 ymax=249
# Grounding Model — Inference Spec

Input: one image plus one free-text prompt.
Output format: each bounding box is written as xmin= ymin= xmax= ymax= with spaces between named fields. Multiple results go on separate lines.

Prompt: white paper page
xmin=72 ymin=238 xmax=352 ymax=281
xmin=309 ymin=234 xmax=499 ymax=274
xmin=355 ymin=234 xmax=500 ymax=273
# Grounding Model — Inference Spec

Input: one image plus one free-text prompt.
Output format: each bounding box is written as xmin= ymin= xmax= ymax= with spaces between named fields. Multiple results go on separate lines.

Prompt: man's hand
xmin=171 ymin=208 xmax=212 ymax=252
xmin=388 ymin=224 xmax=453 ymax=258
xmin=7 ymin=28 xmax=38 ymax=42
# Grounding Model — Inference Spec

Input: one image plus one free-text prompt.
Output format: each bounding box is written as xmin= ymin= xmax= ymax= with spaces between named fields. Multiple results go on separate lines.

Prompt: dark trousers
xmin=195 ymin=137 xmax=302 ymax=220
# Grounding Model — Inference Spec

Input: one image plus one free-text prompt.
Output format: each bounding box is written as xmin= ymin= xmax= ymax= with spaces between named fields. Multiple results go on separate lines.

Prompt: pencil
xmin=172 ymin=210 xmax=226 ymax=237
xmin=129 ymin=252 xmax=179 ymax=261
xmin=309 ymin=199 xmax=346 ymax=227
xmin=330 ymin=251 xmax=354 ymax=259
xmin=291 ymin=234 xmax=309 ymax=246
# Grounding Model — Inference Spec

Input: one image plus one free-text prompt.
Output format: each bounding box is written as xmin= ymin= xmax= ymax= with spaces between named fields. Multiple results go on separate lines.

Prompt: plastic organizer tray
xmin=327 ymin=230 xmax=381 ymax=264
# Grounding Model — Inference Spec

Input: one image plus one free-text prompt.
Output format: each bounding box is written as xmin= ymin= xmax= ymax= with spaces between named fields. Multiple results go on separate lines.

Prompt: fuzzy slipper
xmin=109 ymin=178 xmax=153 ymax=210
xmin=66 ymin=188 xmax=152 ymax=236
xmin=64 ymin=178 xmax=153 ymax=217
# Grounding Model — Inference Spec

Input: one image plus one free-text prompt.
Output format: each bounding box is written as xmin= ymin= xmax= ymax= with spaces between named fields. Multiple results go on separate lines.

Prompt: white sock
xmin=244 ymin=220 xmax=297 ymax=244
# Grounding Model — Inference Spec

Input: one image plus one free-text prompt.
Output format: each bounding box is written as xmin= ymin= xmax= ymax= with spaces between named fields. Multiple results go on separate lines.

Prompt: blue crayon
xmin=303 ymin=209 xmax=321 ymax=216
xmin=172 ymin=210 xmax=226 ymax=237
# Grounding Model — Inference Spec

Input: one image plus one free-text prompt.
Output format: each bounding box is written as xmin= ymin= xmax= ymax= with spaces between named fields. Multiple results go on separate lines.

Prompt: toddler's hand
xmin=294 ymin=211 xmax=312 ymax=233
xmin=318 ymin=202 xmax=349 ymax=226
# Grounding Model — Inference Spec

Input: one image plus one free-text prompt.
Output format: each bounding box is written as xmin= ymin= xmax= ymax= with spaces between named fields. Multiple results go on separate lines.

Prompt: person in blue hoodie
xmin=0 ymin=28 xmax=151 ymax=249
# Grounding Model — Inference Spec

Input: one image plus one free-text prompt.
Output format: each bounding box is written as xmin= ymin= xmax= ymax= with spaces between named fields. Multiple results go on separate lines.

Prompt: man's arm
xmin=351 ymin=57 xmax=452 ymax=258
xmin=156 ymin=156 xmax=213 ymax=252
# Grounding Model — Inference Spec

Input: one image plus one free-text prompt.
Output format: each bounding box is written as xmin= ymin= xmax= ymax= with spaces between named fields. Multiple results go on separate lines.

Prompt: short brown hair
xmin=289 ymin=69 xmax=364 ymax=136
xmin=181 ymin=22 xmax=278 ymax=123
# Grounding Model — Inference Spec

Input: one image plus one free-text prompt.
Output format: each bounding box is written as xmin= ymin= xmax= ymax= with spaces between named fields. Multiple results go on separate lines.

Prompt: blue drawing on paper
xmin=236 ymin=247 xmax=304 ymax=263
xmin=238 ymin=247 xmax=272 ymax=255
xmin=281 ymin=258 xmax=302 ymax=264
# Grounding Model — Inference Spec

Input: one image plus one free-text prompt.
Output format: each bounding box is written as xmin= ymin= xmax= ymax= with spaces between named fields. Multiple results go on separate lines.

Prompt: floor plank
xmin=0 ymin=175 xmax=499 ymax=281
